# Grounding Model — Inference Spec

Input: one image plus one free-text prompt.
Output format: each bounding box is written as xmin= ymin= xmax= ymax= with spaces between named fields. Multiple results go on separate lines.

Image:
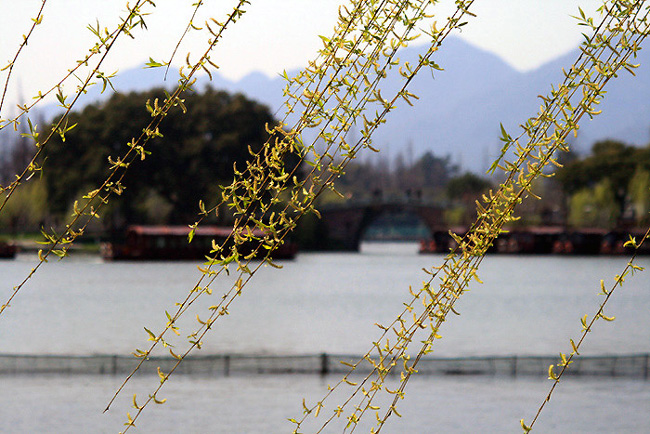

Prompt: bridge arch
xmin=319 ymin=202 xmax=446 ymax=251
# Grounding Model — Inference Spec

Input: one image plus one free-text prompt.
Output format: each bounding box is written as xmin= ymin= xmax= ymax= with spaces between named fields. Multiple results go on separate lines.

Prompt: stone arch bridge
xmin=318 ymin=201 xmax=446 ymax=251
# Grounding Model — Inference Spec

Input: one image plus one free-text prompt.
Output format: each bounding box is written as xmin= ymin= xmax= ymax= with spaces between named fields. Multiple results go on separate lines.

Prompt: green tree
xmin=335 ymin=150 xmax=457 ymax=203
xmin=556 ymin=140 xmax=650 ymax=227
xmin=0 ymin=179 xmax=47 ymax=233
xmin=556 ymin=139 xmax=645 ymax=218
xmin=42 ymin=87 xmax=278 ymax=226
xmin=567 ymin=178 xmax=620 ymax=228
xmin=410 ymin=151 xmax=457 ymax=188
xmin=445 ymin=172 xmax=492 ymax=225
xmin=628 ymin=167 xmax=650 ymax=226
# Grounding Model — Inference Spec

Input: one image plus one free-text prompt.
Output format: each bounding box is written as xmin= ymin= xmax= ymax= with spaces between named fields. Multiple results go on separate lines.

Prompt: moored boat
xmin=101 ymin=225 xmax=298 ymax=261
xmin=0 ymin=240 xmax=17 ymax=259
xmin=419 ymin=226 xmax=649 ymax=255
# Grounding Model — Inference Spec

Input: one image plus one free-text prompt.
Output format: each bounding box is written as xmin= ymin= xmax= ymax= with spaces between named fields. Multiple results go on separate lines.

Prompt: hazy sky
xmin=1 ymin=0 xmax=603 ymax=109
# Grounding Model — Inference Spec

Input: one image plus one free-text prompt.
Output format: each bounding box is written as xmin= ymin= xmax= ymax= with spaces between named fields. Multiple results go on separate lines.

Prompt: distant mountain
xmin=35 ymin=36 xmax=650 ymax=173
xmin=201 ymin=37 xmax=650 ymax=172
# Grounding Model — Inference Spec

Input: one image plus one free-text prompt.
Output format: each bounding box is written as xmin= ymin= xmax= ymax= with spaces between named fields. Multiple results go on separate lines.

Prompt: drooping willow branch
xmin=109 ymin=1 xmax=650 ymax=431
xmin=1 ymin=0 xmax=158 ymax=313
xmin=0 ymin=0 xmax=156 ymax=209
xmin=109 ymin=0 xmax=483 ymax=429
xmin=289 ymin=2 xmax=650 ymax=432
xmin=163 ymin=0 xmax=205 ymax=80
xmin=522 ymin=226 xmax=650 ymax=433
xmin=0 ymin=0 xmax=250 ymax=316
xmin=0 ymin=0 xmax=47 ymax=115
xmin=2 ymin=0 xmax=647 ymax=432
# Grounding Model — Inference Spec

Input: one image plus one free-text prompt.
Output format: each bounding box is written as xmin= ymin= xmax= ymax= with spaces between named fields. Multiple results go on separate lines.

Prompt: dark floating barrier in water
xmin=0 ymin=353 xmax=648 ymax=379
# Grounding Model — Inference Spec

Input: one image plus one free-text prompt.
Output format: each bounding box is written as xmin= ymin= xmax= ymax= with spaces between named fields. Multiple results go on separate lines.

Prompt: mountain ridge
xmin=32 ymin=36 xmax=650 ymax=173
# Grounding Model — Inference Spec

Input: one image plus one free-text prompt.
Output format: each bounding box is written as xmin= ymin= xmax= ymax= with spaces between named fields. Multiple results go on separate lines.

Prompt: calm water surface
xmin=1 ymin=242 xmax=648 ymax=356
xmin=0 ymin=242 xmax=649 ymax=432
xmin=2 ymin=374 xmax=649 ymax=433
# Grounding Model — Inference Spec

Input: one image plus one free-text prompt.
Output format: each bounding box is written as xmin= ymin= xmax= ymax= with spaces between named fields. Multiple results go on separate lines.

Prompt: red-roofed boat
xmin=101 ymin=225 xmax=297 ymax=261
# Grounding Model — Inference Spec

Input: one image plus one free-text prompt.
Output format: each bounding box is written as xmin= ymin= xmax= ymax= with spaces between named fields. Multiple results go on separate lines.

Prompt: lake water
xmin=1 ymin=242 xmax=649 ymax=432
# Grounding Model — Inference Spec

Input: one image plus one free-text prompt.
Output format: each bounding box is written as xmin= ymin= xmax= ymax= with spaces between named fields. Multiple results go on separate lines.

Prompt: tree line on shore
xmin=1 ymin=87 xmax=649 ymax=237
